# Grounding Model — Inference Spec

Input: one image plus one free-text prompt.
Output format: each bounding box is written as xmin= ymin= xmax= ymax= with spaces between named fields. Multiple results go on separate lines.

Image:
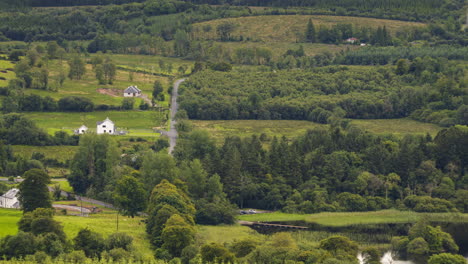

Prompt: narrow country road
xmin=166 ymin=78 xmax=185 ymax=154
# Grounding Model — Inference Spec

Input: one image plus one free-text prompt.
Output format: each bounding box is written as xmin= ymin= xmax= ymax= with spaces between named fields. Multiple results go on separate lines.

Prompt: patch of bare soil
xmin=97 ymin=88 xmax=122 ymax=97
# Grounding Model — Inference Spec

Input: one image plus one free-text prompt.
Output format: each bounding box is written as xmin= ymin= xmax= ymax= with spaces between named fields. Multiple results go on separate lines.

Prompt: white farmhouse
xmin=96 ymin=117 xmax=115 ymax=135
xmin=124 ymin=85 xmax=142 ymax=97
xmin=0 ymin=188 xmax=20 ymax=209
xmin=74 ymin=125 xmax=88 ymax=135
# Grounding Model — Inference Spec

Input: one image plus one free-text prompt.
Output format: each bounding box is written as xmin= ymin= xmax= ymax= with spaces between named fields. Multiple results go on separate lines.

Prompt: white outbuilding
xmin=96 ymin=117 xmax=115 ymax=135
xmin=74 ymin=125 xmax=88 ymax=135
xmin=0 ymin=188 xmax=20 ymax=209
xmin=124 ymin=85 xmax=142 ymax=97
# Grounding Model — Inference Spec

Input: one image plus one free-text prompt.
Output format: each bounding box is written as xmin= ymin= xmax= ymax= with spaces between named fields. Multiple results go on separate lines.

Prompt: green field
xmin=0 ymin=208 xmax=154 ymax=259
xmin=11 ymin=145 xmax=78 ymax=162
xmin=22 ymin=111 xmax=164 ymax=137
xmin=192 ymin=118 xmax=442 ymax=144
xmin=238 ymin=210 xmax=468 ymax=226
xmin=192 ymin=119 xmax=326 ymax=144
xmin=24 ymin=57 xmax=171 ymax=106
xmin=0 ymin=59 xmax=15 ymax=86
xmin=193 ymin=15 xmax=425 ymax=43
xmin=103 ymin=54 xmax=194 ymax=76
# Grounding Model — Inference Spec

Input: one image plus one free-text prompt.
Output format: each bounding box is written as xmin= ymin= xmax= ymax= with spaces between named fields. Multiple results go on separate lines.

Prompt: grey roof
xmin=97 ymin=117 xmax=114 ymax=125
xmin=124 ymin=85 xmax=141 ymax=93
xmin=1 ymin=188 xmax=19 ymax=199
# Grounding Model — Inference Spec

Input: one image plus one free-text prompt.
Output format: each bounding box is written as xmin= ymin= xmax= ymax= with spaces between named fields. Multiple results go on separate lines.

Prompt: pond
xmin=249 ymin=221 xmax=468 ymax=263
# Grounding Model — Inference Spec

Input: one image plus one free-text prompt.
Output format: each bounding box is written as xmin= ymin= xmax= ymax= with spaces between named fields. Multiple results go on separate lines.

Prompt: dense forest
xmin=172 ymin=124 xmax=468 ymax=213
xmin=179 ymin=59 xmax=467 ymax=126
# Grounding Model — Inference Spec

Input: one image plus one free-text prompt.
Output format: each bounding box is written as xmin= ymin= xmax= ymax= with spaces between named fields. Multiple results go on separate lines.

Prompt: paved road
xmin=166 ymin=78 xmax=186 ymax=155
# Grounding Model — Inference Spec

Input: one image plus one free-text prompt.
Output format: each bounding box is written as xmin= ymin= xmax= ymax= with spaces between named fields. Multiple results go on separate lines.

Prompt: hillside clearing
xmin=191 ymin=118 xmax=442 ymax=144
xmin=193 ymin=15 xmax=425 ymax=42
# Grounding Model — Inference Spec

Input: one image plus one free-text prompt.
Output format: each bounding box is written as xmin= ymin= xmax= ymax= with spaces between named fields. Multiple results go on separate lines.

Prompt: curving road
xmin=166 ymin=78 xmax=185 ymax=154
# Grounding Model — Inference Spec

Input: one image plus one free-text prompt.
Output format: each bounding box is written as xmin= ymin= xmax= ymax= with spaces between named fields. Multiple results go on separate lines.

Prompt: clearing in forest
xmin=193 ymin=15 xmax=426 ymax=42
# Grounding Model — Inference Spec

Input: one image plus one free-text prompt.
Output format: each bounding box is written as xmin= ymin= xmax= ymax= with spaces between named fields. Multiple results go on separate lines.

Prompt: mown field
xmin=193 ymin=15 xmax=425 ymax=43
xmin=191 ymin=118 xmax=442 ymax=144
xmin=22 ymin=111 xmax=164 ymax=137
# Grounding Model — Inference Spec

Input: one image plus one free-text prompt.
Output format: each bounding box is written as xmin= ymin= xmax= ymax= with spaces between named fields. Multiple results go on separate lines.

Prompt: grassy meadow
xmin=25 ymin=59 xmax=169 ymax=106
xmin=191 ymin=118 xmax=442 ymax=144
xmin=238 ymin=210 xmax=468 ymax=226
xmin=0 ymin=208 xmax=154 ymax=259
xmin=11 ymin=145 xmax=78 ymax=162
xmin=193 ymin=15 xmax=425 ymax=43
xmin=22 ymin=111 xmax=165 ymax=137
xmin=0 ymin=59 xmax=15 ymax=86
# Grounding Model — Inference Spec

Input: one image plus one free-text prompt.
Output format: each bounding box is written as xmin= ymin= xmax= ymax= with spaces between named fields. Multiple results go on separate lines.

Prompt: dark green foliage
xmin=68 ymin=134 xmax=119 ymax=196
xmin=319 ymin=236 xmax=358 ymax=256
xmin=18 ymin=169 xmax=52 ymax=212
xmin=428 ymin=253 xmax=468 ymax=264
xmin=113 ymin=176 xmax=147 ymax=218
xmin=201 ymin=242 xmax=236 ymax=263
xmin=58 ymin=96 xmax=94 ymax=112
xmin=18 ymin=208 xmax=66 ymax=242
xmin=121 ymin=98 xmax=135 ymax=110
xmin=403 ymin=195 xmax=457 ymax=212
xmin=146 ymin=180 xmax=196 ymax=248
xmin=73 ymin=228 xmax=106 ymax=258
xmin=106 ymin=232 xmax=133 ymax=251
xmin=153 ymin=80 xmax=164 ymax=100
xmin=305 ymin=19 xmax=316 ymax=42
xmin=0 ymin=232 xmax=37 ymax=259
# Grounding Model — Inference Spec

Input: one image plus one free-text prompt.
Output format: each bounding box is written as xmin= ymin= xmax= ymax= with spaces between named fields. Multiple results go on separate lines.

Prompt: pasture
xmin=0 ymin=59 xmax=15 ymax=86
xmin=238 ymin=210 xmax=468 ymax=226
xmin=191 ymin=118 xmax=442 ymax=144
xmin=193 ymin=15 xmax=425 ymax=43
xmin=0 ymin=208 xmax=154 ymax=259
xmin=24 ymin=57 xmax=171 ymax=107
xmin=11 ymin=145 xmax=78 ymax=162
xmin=22 ymin=111 xmax=165 ymax=138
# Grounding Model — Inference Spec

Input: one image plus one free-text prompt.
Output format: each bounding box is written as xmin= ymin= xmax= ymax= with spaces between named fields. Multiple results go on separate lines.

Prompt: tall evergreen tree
xmin=305 ymin=19 xmax=316 ymax=43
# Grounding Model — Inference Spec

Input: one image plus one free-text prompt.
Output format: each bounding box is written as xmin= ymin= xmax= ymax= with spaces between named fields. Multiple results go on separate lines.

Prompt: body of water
xmin=250 ymin=221 xmax=468 ymax=263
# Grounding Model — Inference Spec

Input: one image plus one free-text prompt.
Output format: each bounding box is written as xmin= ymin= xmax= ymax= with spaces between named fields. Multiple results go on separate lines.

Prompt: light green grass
xmin=191 ymin=119 xmax=442 ymax=144
xmin=349 ymin=118 xmax=442 ymax=136
xmin=0 ymin=209 xmax=21 ymax=238
xmin=11 ymin=145 xmax=78 ymax=162
xmin=105 ymin=54 xmax=193 ymax=76
xmin=238 ymin=210 xmax=468 ymax=226
xmin=196 ymin=224 xmax=264 ymax=245
xmin=22 ymin=111 xmax=164 ymax=137
xmin=0 ymin=208 xmax=153 ymax=259
xmin=192 ymin=120 xmax=326 ymax=144
xmin=193 ymin=15 xmax=425 ymax=43
xmin=49 ymin=180 xmax=73 ymax=193
xmin=0 ymin=60 xmax=15 ymax=86
xmin=25 ymin=58 xmax=170 ymax=106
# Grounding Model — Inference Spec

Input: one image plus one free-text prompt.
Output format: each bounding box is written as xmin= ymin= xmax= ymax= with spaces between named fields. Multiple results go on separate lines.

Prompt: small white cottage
xmin=124 ymin=86 xmax=142 ymax=97
xmin=96 ymin=117 xmax=115 ymax=135
xmin=0 ymin=188 xmax=20 ymax=209
xmin=74 ymin=125 xmax=88 ymax=135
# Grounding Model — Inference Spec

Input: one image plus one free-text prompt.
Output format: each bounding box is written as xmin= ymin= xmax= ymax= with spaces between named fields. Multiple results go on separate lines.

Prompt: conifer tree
xmin=305 ymin=19 xmax=316 ymax=43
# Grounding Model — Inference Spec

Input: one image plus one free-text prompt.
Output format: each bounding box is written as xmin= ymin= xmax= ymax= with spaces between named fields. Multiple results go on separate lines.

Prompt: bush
xmin=73 ymin=228 xmax=105 ymax=258
xmin=106 ymin=232 xmax=133 ymax=251
xmin=58 ymin=96 xmax=94 ymax=112
xmin=428 ymin=253 xmax=468 ymax=264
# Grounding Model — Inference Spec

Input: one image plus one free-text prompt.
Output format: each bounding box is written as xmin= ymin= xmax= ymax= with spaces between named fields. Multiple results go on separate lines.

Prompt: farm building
xmin=97 ymin=117 xmax=115 ymax=135
xmin=0 ymin=188 xmax=20 ymax=209
xmin=74 ymin=125 xmax=88 ymax=135
xmin=345 ymin=37 xmax=359 ymax=44
xmin=124 ymin=85 xmax=142 ymax=97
